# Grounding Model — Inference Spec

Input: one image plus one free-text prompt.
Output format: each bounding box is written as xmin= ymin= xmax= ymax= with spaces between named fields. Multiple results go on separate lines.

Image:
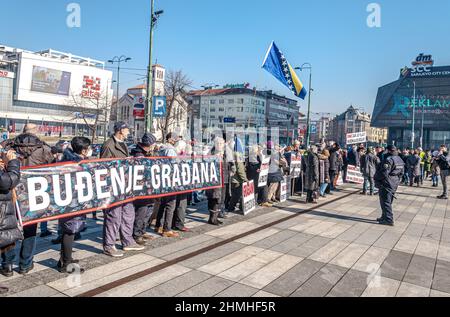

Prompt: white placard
xmin=242 ymin=181 xmax=256 ymax=215
xmin=257 ymin=156 xmax=271 ymax=188
xmin=347 ymin=132 xmax=367 ymax=145
xmin=346 ymin=165 xmax=364 ymax=184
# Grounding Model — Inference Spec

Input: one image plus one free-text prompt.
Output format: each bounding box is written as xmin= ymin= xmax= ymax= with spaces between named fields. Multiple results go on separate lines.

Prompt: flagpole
xmin=296 ymin=63 xmax=312 ymax=148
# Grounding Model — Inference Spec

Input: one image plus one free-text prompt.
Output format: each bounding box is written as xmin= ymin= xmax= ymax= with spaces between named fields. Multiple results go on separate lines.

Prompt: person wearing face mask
xmin=100 ymin=122 xmax=145 ymax=257
xmin=54 ymin=137 xmax=94 ymax=274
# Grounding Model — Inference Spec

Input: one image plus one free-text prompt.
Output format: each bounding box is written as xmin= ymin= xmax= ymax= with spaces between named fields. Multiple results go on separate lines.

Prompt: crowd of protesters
xmin=0 ymin=121 xmax=449 ymax=294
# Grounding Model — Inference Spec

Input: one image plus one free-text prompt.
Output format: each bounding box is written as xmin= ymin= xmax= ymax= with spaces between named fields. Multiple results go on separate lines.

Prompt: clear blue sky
xmin=2 ymin=0 xmax=450 ymax=115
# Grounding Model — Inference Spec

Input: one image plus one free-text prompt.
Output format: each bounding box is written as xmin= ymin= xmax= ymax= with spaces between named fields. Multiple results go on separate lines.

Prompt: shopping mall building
xmin=371 ymin=54 xmax=450 ymax=150
xmin=0 ymin=45 xmax=113 ymax=138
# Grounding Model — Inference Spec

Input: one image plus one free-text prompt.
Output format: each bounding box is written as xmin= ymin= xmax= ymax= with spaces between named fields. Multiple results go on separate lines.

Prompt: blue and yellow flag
xmin=262 ymin=42 xmax=307 ymax=100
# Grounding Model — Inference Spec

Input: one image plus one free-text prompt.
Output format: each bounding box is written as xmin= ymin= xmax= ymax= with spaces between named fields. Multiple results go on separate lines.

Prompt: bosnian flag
xmin=262 ymin=41 xmax=307 ymax=100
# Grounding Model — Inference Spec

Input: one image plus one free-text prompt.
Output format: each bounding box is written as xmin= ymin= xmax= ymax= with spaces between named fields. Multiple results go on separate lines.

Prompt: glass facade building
xmin=371 ymin=64 xmax=450 ymax=150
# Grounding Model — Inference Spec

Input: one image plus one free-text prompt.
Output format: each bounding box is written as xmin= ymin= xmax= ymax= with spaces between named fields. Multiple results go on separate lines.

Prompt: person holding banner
xmin=131 ymin=133 xmax=158 ymax=245
xmin=55 ymin=137 xmax=93 ymax=274
xmin=318 ymin=148 xmax=331 ymax=198
xmin=206 ymin=137 xmax=226 ymax=226
xmin=101 ymin=122 xmax=145 ymax=257
xmin=228 ymin=138 xmax=248 ymax=213
xmin=2 ymin=124 xmax=55 ymax=275
xmin=361 ymin=147 xmax=380 ymax=196
xmin=329 ymin=143 xmax=341 ymax=192
xmin=155 ymin=132 xmax=180 ymax=238
xmin=0 ymin=148 xmax=22 ymax=282
xmin=305 ymin=145 xmax=320 ymax=204
xmin=172 ymin=140 xmax=191 ymax=233
xmin=267 ymin=144 xmax=286 ymax=204
xmin=247 ymin=145 xmax=271 ymax=208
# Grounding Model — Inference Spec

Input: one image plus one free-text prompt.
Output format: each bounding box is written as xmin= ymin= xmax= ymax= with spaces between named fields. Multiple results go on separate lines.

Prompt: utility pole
xmin=145 ymin=0 xmax=155 ymax=133
xmin=108 ymin=56 xmax=131 ymax=125
xmin=145 ymin=1 xmax=164 ymax=133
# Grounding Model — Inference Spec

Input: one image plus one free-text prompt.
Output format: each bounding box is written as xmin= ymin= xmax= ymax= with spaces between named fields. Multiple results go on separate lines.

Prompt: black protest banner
xmin=16 ymin=156 xmax=223 ymax=225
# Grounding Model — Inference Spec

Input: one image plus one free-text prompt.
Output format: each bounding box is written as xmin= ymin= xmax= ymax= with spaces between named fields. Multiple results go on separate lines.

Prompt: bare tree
xmin=66 ymin=90 xmax=111 ymax=143
xmin=156 ymin=70 xmax=193 ymax=138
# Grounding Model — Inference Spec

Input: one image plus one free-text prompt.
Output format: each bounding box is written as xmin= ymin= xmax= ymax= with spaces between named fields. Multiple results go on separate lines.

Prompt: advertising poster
xmin=31 ymin=66 xmax=71 ymax=96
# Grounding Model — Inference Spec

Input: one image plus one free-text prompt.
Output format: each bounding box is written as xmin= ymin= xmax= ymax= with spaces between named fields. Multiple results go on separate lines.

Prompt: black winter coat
xmin=329 ymin=149 xmax=339 ymax=171
xmin=58 ymin=149 xmax=86 ymax=234
xmin=131 ymin=144 xmax=154 ymax=206
xmin=0 ymin=159 xmax=22 ymax=249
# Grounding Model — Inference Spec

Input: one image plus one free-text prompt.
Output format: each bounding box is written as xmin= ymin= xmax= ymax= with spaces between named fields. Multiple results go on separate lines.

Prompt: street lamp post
xmin=295 ymin=63 xmax=313 ymax=148
xmin=145 ymin=0 xmax=164 ymax=133
xmin=420 ymin=91 xmax=425 ymax=149
xmin=108 ymin=56 xmax=131 ymax=125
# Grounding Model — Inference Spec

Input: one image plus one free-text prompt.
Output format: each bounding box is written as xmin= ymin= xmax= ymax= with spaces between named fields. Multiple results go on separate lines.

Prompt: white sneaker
xmin=123 ymin=244 xmax=145 ymax=251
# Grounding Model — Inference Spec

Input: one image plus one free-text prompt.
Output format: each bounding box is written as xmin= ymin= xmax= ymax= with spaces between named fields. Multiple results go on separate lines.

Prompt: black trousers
xmin=61 ymin=233 xmax=75 ymax=264
xmin=133 ymin=203 xmax=152 ymax=238
xmin=208 ymin=198 xmax=221 ymax=212
xmin=224 ymin=184 xmax=231 ymax=210
xmin=172 ymin=194 xmax=188 ymax=230
xmin=257 ymin=185 xmax=268 ymax=204
xmin=228 ymin=185 xmax=243 ymax=213
xmin=329 ymin=170 xmax=337 ymax=190
xmin=379 ymin=187 xmax=395 ymax=223
xmin=156 ymin=195 xmax=176 ymax=231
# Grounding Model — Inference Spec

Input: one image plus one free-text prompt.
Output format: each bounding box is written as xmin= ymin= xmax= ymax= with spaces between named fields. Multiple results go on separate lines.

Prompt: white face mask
xmin=86 ymin=149 xmax=93 ymax=158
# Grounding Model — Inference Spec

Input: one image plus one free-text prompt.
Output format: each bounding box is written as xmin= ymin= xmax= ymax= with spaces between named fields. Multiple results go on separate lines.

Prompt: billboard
xmin=31 ymin=66 xmax=71 ymax=96
xmin=16 ymin=52 xmax=113 ymax=108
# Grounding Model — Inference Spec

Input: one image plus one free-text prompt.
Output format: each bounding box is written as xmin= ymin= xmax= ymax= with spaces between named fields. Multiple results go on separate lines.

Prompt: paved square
xmin=2 ymin=183 xmax=450 ymax=298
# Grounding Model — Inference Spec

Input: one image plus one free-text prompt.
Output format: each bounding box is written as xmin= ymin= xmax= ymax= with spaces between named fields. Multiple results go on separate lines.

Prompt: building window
xmin=219 ymin=99 xmax=225 ymax=104
xmin=228 ymin=99 xmax=234 ymax=104
xmin=210 ymin=100 xmax=216 ymax=105
xmin=237 ymin=98 xmax=244 ymax=104
xmin=219 ymin=108 xmax=225 ymax=112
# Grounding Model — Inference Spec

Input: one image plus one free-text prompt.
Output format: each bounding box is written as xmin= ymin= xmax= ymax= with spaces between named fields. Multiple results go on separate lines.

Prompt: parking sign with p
xmin=153 ymin=96 xmax=167 ymax=117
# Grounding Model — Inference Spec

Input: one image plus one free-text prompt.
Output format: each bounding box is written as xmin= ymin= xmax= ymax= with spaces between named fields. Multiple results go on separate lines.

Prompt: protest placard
xmin=290 ymin=155 xmax=302 ymax=178
xmin=346 ymin=165 xmax=364 ymax=184
xmin=346 ymin=132 xmax=367 ymax=145
xmin=242 ymin=180 xmax=256 ymax=215
xmin=257 ymin=156 xmax=271 ymax=188
xmin=280 ymin=177 xmax=288 ymax=203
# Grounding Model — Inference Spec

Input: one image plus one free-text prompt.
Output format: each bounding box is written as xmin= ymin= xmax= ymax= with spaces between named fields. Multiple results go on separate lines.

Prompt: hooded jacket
xmin=13 ymin=133 xmax=54 ymax=167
